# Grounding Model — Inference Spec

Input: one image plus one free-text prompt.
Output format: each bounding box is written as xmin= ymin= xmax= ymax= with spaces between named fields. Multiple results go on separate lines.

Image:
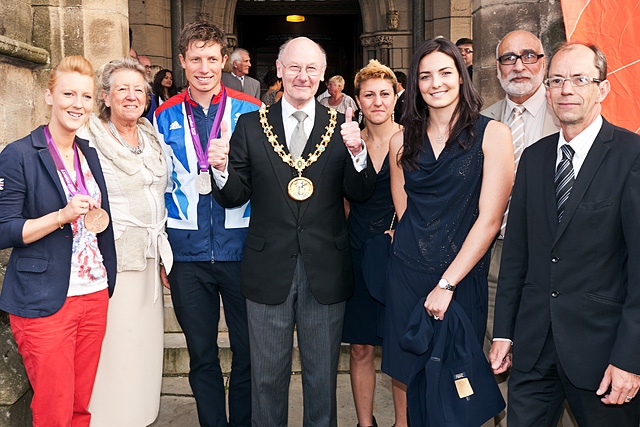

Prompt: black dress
xmin=382 ymin=116 xmax=492 ymax=384
xmin=342 ymin=154 xmax=394 ymax=346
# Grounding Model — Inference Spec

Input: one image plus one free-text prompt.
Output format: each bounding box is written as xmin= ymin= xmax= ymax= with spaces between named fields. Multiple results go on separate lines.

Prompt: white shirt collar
xmin=557 ymin=115 xmax=603 ymax=177
xmin=281 ymin=97 xmax=316 ymax=122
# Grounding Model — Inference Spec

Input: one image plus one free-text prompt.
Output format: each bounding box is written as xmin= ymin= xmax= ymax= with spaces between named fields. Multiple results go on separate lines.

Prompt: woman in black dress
xmin=343 ymin=59 xmax=402 ymax=427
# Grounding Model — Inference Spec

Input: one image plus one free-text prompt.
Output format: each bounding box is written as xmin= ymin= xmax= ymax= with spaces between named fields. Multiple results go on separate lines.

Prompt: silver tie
xmin=289 ymin=111 xmax=308 ymax=160
xmin=501 ymin=104 xmax=526 ymax=237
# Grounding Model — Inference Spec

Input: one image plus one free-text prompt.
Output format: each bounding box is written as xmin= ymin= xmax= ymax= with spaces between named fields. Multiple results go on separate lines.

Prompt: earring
xmin=358 ymin=109 xmax=363 ymax=124
xmin=392 ymin=111 xmax=395 ymax=123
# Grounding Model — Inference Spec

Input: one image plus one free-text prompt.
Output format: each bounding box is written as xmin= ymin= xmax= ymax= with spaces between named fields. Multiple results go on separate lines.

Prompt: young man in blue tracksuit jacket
xmin=154 ymin=21 xmax=261 ymax=427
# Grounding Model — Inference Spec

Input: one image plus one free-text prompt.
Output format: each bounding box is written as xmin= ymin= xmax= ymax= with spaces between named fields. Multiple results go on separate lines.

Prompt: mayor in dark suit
xmin=489 ymin=42 xmax=640 ymax=427
xmin=209 ymin=37 xmax=376 ymax=427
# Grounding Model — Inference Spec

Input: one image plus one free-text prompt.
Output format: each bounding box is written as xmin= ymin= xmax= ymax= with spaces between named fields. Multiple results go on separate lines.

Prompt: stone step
xmin=162 ymin=288 xmax=381 ymax=376
xmin=163 ymin=331 xmax=382 ymax=376
xmin=163 ymin=288 xmax=227 ymax=333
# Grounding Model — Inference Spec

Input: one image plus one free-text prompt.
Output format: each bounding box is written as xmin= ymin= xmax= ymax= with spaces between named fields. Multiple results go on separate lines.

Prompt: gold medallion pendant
xmin=288 ymin=176 xmax=314 ymax=201
xmin=259 ymin=105 xmax=337 ymax=201
xmin=84 ymin=208 xmax=110 ymax=233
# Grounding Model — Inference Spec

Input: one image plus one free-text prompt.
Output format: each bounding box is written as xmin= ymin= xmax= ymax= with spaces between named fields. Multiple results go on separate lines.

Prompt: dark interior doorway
xmin=234 ymin=1 xmax=362 ymax=98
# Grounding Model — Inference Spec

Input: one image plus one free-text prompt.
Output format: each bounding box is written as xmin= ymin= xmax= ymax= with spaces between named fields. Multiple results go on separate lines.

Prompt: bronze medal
xmin=195 ymin=171 xmax=212 ymax=195
xmin=84 ymin=208 xmax=110 ymax=233
xmin=288 ymin=176 xmax=314 ymax=201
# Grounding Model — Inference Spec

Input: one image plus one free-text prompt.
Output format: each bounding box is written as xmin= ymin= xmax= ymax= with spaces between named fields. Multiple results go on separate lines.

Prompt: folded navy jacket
xmin=400 ymin=298 xmax=505 ymax=427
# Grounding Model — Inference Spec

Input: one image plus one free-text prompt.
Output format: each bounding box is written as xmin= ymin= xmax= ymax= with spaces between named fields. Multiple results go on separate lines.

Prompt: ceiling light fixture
xmin=286 ymin=15 xmax=305 ymax=23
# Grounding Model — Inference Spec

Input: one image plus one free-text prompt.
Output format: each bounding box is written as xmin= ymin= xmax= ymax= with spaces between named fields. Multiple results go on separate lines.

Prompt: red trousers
xmin=10 ymin=289 xmax=108 ymax=427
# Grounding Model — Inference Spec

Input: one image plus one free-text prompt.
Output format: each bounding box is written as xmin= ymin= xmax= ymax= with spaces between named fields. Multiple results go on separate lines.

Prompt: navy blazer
xmin=0 ymin=126 xmax=116 ymax=318
xmin=401 ymin=299 xmax=505 ymax=427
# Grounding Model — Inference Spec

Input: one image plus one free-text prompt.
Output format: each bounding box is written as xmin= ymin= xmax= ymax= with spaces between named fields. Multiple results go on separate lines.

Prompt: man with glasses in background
xmin=208 ymin=36 xmax=375 ymax=426
xmin=489 ymin=42 xmax=640 ymax=427
xmin=456 ymin=37 xmax=474 ymax=79
xmin=481 ymin=30 xmax=561 ymax=426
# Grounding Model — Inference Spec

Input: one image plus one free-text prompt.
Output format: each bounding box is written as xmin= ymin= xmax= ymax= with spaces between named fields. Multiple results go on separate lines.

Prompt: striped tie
xmin=555 ymin=144 xmax=575 ymax=223
xmin=500 ymin=105 xmax=526 ymax=236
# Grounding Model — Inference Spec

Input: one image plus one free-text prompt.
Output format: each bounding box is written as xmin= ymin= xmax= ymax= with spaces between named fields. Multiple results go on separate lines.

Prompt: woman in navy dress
xmin=384 ymin=38 xmax=514 ymax=426
xmin=342 ymin=59 xmax=402 ymax=427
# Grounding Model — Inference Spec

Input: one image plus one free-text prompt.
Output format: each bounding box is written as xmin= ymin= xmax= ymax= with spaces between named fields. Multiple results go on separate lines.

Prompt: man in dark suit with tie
xmin=490 ymin=42 xmax=640 ymax=427
xmin=393 ymin=70 xmax=406 ymax=125
xmin=208 ymin=36 xmax=375 ymax=426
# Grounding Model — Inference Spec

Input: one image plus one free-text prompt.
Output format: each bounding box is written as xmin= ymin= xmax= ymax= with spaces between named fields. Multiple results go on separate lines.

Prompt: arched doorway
xmin=234 ymin=0 xmax=362 ymax=97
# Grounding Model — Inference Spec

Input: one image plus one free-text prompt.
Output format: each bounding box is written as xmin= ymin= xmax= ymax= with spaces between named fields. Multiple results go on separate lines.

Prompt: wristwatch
xmin=438 ymin=278 xmax=457 ymax=291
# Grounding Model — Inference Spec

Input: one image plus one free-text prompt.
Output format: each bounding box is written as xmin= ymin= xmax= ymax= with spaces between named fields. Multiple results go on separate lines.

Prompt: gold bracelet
xmin=57 ymin=209 xmax=64 ymax=229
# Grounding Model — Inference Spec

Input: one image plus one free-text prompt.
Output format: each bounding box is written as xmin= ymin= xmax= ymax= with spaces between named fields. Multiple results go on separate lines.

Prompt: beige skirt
xmin=88 ymin=263 xmax=164 ymax=427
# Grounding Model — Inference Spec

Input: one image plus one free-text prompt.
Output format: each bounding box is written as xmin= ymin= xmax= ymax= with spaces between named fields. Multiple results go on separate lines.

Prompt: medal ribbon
xmin=184 ymin=88 xmax=228 ymax=173
xmin=44 ymin=125 xmax=89 ymax=196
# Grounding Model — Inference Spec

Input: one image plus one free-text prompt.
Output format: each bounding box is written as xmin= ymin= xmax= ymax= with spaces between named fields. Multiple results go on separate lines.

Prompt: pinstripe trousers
xmin=246 ymin=255 xmax=346 ymax=427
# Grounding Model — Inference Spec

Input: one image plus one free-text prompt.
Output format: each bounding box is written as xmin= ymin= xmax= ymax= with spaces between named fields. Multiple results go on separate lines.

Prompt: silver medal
xmin=195 ymin=171 xmax=212 ymax=195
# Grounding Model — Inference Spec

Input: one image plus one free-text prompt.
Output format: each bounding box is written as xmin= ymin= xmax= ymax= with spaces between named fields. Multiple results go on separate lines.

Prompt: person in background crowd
xmin=145 ymin=69 xmax=178 ymax=122
xmin=208 ymin=36 xmax=376 ymax=427
xmin=343 ymin=59 xmax=401 ymax=427
xmin=138 ymin=56 xmax=152 ymax=78
xmin=0 ymin=55 xmax=117 ymax=426
xmin=393 ymin=70 xmax=407 ymax=125
xmin=384 ymin=37 xmax=513 ymax=426
xmin=456 ymin=37 xmax=474 ymax=80
xmin=154 ymin=21 xmax=261 ymax=427
xmin=81 ymin=57 xmax=170 ymax=427
xmin=319 ymin=75 xmax=358 ymax=114
xmin=490 ymin=42 xmax=640 ymax=427
xmin=261 ymin=69 xmax=283 ymax=106
xmin=222 ymin=48 xmax=261 ymax=100
xmin=481 ymin=29 xmax=562 ymax=427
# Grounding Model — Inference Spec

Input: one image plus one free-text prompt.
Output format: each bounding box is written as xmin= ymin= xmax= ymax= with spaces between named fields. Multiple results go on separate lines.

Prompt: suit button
xmin=297 ymin=226 xmax=304 ymax=233
xmin=551 ymin=291 xmax=559 ymax=298
xmin=291 ymin=254 xmax=297 ymax=259
xmin=551 ymin=257 xmax=559 ymax=263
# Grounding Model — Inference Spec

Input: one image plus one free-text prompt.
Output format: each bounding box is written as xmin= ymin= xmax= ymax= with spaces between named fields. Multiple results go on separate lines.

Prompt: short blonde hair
xmin=328 ymin=75 xmax=345 ymax=90
xmin=354 ymin=59 xmax=398 ymax=97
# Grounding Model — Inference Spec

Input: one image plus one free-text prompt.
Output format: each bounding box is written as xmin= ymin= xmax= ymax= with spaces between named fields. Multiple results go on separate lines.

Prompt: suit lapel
xmin=34 ymin=127 xmax=67 ymax=206
xmin=543 ymin=137 xmax=561 ymax=234
xmin=263 ymin=102 xmax=299 ymax=216
xmin=552 ymin=122 xmax=612 ymax=246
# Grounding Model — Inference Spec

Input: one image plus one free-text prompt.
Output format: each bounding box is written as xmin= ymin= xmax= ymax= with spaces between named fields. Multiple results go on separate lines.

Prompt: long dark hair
xmin=401 ymin=38 xmax=482 ymax=170
xmin=152 ymin=69 xmax=177 ymax=102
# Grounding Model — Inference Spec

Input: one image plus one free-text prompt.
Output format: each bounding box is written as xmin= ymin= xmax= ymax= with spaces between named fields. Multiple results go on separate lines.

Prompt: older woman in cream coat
xmin=81 ymin=57 xmax=172 ymax=427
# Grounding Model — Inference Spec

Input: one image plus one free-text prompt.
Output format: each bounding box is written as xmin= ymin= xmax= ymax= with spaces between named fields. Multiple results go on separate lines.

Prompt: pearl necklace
xmin=107 ymin=120 xmax=144 ymax=155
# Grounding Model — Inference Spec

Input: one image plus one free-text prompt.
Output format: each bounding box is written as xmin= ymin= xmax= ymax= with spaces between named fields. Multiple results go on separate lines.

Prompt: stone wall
xmin=0 ymin=2 xmax=129 ymax=423
xmin=473 ymin=0 xmax=565 ymax=107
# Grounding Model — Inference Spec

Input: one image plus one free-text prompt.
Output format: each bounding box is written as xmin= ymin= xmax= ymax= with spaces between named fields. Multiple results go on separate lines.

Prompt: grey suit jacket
xmin=222 ymin=72 xmax=261 ymax=100
xmin=482 ymin=98 xmax=559 ymax=141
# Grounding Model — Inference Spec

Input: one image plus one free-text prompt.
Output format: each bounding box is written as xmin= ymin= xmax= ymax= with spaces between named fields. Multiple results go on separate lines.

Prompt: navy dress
xmin=382 ymin=116 xmax=492 ymax=385
xmin=342 ymin=155 xmax=395 ymax=346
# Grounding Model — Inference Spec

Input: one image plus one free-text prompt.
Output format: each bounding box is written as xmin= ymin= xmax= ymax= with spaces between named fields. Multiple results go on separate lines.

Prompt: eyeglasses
xmin=544 ymin=76 xmax=601 ymax=89
xmin=282 ymin=64 xmax=322 ymax=77
xmin=458 ymin=48 xmax=473 ymax=54
xmin=498 ymin=52 xmax=544 ymax=66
